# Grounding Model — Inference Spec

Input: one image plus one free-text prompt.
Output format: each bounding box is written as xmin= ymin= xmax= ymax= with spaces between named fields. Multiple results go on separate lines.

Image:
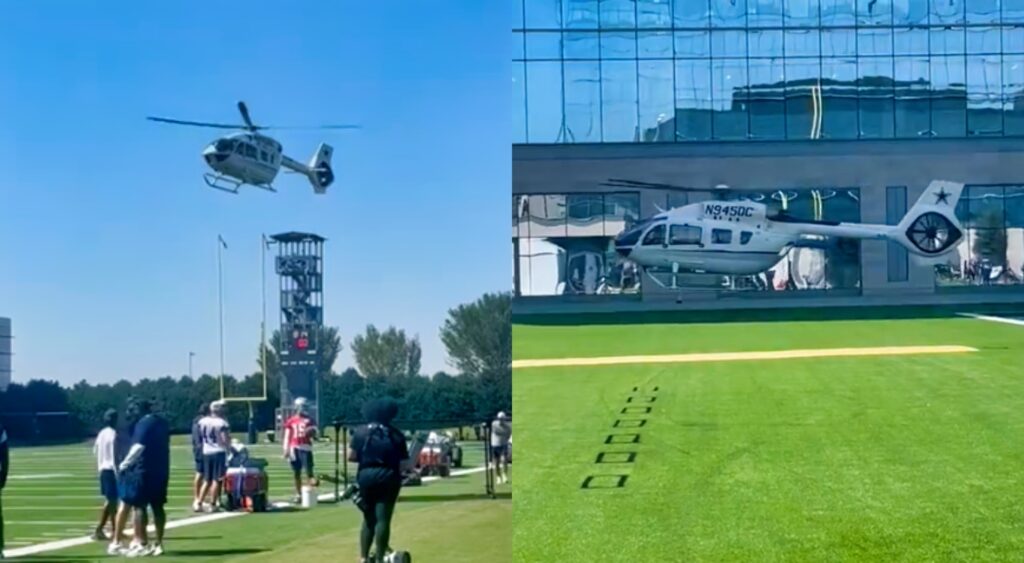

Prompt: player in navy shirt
xmin=117 ymin=399 xmax=170 ymax=557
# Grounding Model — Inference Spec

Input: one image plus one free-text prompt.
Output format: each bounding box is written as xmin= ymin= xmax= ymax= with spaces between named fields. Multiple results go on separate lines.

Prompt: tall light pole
xmin=218 ymin=235 xmax=228 ymax=399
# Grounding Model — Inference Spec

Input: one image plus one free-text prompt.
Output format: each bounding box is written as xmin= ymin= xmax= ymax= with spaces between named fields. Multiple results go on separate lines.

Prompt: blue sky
xmin=0 ymin=2 xmax=514 ymax=385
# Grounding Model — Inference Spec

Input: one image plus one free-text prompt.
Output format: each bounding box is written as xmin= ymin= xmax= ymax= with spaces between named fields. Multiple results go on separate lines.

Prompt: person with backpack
xmin=348 ymin=398 xmax=412 ymax=563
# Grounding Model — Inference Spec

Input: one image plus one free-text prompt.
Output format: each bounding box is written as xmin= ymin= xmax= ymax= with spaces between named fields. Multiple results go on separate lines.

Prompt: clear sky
xmin=0 ymin=1 xmax=514 ymax=385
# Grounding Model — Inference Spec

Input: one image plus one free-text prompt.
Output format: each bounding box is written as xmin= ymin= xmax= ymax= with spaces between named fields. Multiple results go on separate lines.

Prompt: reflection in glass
xmin=857 ymin=0 xmax=893 ymax=23
xmin=601 ymin=30 xmax=637 ymax=59
xmin=930 ymin=0 xmax=965 ymax=24
xmin=894 ymin=56 xmax=931 ymax=137
xmin=567 ymin=193 xmax=607 ymax=236
xmin=712 ymin=58 xmax=749 ymax=139
xmin=675 ymin=0 xmax=711 ymax=27
xmin=675 ymin=59 xmax=714 ymax=140
xmin=823 ymin=28 xmax=857 ymax=57
xmin=564 ymin=61 xmax=603 ymax=142
xmin=526 ymin=31 xmax=563 ymax=59
xmin=785 ymin=0 xmax=821 ymax=26
xmin=711 ymin=0 xmax=748 ymax=26
xmin=527 ymin=195 xmax=568 ymax=237
xmin=822 ymin=0 xmax=857 ymax=25
xmin=639 ymin=60 xmax=675 ymax=142
xmin=931 ymin=55 xmax=966 ymax=137
xmin=1005 ymin=56 xmax=1024 ymax=135
xmin=639 ymin=31 xmax=674 ymax=58
xmin=602 ymin=60 xmax=640 ymax=141
xmin=749 ymin=57 xmax=787 ymax=138
xmin=749 ymin=0 xmax=785 ymax=26
xmin=786 ymin=58 xmax=820 ymax=139
xmin=526 ymin=0 xmax=562 ymax=28
xmin=821 ymin=58 xmax=858 ymax=138
xmin=749 ymin=29 xmax=784 ymax=57
xmin=711 ymin=30 xmax=748 ymax=58
xmin=930 ymin=27 xmax=965 ymax=56
xmin=894 ymin=27 xmax=929 ymax=55
xmin=859 ymin=58 xmax=896 ymax=138
xmin=857 ymin=28 xmax=893 ymax=56
xmin=563 ymin=31 xmax=600 ymax=59
xmin=966 ymin=26 xmax=1001 ymax=54
xmin=675 ymin=31 xmax=711 ymax=58
xmin=604 ymin=193 xmax=642 ymax=234
xmin=637 ymin=0 xmax=673 ymax=27
xmin=563 ymin=0 xmax=600 ymax=28
xmin=966 ymin=55 xmax=1003 ymax=136
xmin=527 ymin=61 xmax=565 ymax=142
xmin=966 ymin=0 xmax=1000 ymax=23
xmin=601 ymin=0 xmax=637 ymax=28
xmin=785 ymin=29 xmax=822 ymax=58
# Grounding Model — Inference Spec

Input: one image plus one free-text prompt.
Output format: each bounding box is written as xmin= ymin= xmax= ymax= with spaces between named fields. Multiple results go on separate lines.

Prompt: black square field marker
xmin=621 ymin=406 xmax=652 ymax=415
xmin=581 ymin=475 xmax=628 ymax=489
xmin=614 ymin=419 xmax=647 ymax=428
xmin=605 ymin=433 xmax=640 ymax=444
xmin=595 ymin=452 xmax=636 ymax=464
xmin=627 ymin=396 xmax=656 ymax=403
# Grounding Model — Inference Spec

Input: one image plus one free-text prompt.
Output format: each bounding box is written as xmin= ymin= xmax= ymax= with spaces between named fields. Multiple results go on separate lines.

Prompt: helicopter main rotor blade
xmin=601 ymin=178 xmax=711 ymax=192
xmin=262 ymin=124 xmax=362 ymax=130
xmin=146 ymin=116 xmax=243 ymax=129
xmin=238 ymin=101 xmax=257 ymax=131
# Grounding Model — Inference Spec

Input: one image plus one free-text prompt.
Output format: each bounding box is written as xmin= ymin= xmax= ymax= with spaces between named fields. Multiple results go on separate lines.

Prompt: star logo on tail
xmin=934 ymin=187 xmax=951 ymax=205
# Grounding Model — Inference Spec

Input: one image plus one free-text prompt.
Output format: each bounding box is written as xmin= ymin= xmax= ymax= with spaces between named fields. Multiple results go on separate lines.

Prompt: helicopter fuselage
xmin=202 ymin=132 xmax=283 ymax=187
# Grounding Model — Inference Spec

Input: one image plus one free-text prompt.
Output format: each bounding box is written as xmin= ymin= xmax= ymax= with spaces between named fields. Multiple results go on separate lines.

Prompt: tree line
xmin=0 ymin=293 xmax=511 ymax=442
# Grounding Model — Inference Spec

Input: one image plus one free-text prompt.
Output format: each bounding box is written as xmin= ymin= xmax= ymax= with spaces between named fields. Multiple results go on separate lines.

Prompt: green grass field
xmin=3 ymin=437 xmax=510 ymax=561
xmin=513 ymin=314 xmax=1024 ymax=562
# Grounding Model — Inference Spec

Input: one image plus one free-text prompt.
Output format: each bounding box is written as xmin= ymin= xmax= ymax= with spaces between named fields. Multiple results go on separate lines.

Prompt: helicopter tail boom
xmin=281 ymin=143 xmax=335 ymax=194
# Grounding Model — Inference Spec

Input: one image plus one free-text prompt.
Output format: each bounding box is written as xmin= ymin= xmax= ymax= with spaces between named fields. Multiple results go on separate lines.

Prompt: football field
xmin=3 ymin=438 xmax=511 ymax=561
xmin=513 ymin=312 xmax=1024 ymax=562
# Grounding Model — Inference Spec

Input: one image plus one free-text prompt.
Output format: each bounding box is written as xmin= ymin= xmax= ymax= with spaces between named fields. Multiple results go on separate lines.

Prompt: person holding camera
xmin=347 ymin=398 xmax=411 ymax=563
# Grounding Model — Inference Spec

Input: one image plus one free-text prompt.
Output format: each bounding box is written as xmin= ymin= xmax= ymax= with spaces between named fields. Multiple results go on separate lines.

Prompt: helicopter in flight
xmin=147 ymin=101 xmax=358 ymax=194
xmin=605 ymin=179 xmax=965 ymax=277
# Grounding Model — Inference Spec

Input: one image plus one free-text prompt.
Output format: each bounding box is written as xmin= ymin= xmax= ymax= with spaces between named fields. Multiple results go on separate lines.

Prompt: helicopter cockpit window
xmin=642 ymin=224 xmax=666 ymax=246
xmin=234 ymin=143 xmax=245 ymax=155
xmin=244 ymin=144 xmax=257 ymax=158
xmin=215 ymin=139 xmax=235 ymax=152
xmin=740 ymin=231 xmax=753 ymax=245
xmin=260 ymin=150 xmax=269 ymax=162
xmin=669 ymin=225 xmax=702 ymax=245
xmin=712 ymin=229 xmax=732 ymax=244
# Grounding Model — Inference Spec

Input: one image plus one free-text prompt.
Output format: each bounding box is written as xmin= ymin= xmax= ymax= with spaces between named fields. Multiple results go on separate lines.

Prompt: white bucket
xmin=301 ymin=485 xmax=318 ymax=509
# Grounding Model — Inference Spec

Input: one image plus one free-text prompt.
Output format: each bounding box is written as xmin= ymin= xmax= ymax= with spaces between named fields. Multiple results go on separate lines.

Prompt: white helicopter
xmin=607 ymin=179 xmax=965 ymax=277
xmin=147 ymin=101 xmax=358 ymax=194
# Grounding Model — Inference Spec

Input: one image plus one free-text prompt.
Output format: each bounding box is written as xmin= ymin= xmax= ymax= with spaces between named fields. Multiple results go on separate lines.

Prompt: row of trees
xmin=0 ymin=293 xmax=511 ymax=441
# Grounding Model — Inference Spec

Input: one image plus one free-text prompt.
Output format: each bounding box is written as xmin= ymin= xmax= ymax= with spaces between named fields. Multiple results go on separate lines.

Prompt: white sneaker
xmin=125 ymin=543 xmax=149 ymax=558
xmin=150 ymin=544 xmax=164 ymax=557
xmin=192 ymin=500 xmax=201 ymax=512
xmin=107 ymin=543 xmax=126 ymax=556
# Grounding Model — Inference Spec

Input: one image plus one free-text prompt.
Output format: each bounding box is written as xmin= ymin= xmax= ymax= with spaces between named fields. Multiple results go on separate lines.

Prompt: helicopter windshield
xmin=214 ymin=138 xmax=236 ymax=153
xmin=615 ymin=218 xmax=660 ymax=247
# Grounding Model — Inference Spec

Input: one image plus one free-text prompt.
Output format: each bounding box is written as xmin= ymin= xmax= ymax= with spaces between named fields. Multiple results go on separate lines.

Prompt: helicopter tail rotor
xmin=306 ymin=143 xmax=335 ymax=194
xmin=894 ymin=180 xmax=965 ymax=258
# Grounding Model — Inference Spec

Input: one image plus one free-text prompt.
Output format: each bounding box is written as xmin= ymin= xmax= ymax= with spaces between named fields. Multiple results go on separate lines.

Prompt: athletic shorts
xmin=491 ymin=444 xmax=509 ymax=459
xmin=356 ymin=467 xmax=402 ymax=511
xmin=202 ymin=452 xmax=227 ymax=482
xmin=138 ymin=472 xmax=169 ymax=508
xmin=100 ymin=469 xmax=118 ymax=503
xmin=289 ymin=449 xmax=315 ymax=478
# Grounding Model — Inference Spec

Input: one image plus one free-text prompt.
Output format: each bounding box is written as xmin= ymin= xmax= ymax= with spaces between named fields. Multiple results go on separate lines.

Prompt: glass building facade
xmin=938 ymin=184 xmax=1024 ymax=285
xmin=514 ymin=0 xmax=1024 ymax=143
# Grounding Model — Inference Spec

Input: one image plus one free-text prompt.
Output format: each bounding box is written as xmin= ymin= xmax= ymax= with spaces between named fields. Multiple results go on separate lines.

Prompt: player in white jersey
xmin=194 ymin=401 xmax=231 ymax=512
xmin=91 ymin=409 xmax=119 ymax=541
xmin=490 ymin=412 xmax=511 ymax=484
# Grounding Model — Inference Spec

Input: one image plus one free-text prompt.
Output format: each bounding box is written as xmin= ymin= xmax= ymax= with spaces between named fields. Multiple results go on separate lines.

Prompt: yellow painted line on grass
xmin=512 ymin=345 xmax=978 ymax=369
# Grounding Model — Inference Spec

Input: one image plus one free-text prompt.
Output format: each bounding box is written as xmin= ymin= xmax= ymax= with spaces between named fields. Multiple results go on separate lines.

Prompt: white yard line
xmin=957 ymin=312 xmax=1024 ymax=327
xmin=3 ymin=466 xmax=490 ymax=559
xmin=512 ymin=345 xmax=978 ymax=369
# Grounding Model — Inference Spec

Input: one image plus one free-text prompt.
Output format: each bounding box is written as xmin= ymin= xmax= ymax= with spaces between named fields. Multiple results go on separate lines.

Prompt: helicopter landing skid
xmin=203 ymin=173 xmax=276 ymax=194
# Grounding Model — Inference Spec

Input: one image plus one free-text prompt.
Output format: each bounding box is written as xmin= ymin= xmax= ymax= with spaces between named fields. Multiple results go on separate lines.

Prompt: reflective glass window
xmin=514 ymin=63 xmax=527 ymax=143
xmin=894 ymin=56 xmax=931 ymax=136
xmin=966 ymin=185 xmax=1005 ymax=227
xmin=749 ymin=29 xmax=784 ymax=57
xmin=1006 ymin=186 xmax=1024 ymax=227
xmin=526 ymin=31 xmax=563 ymax=59
xmin=786 ymin=58 xmax=820 ymax=139
xmin=740 ymin=231 xmax=753 ymax=244
xmin=966 ymin=26 xmax=1001 ymax=54
xmin=822 ymin=0 xmax=857 ymax=25
xmin=643 ymin=223 xmax=668 ymax=245
xmin=244 ymin=144 xmax=257 ymax=158
xmin=893 ymin=0 xmax=929 ymax=24
xmin=857 ymin=28 xmax=893 ymax=56
xmin=527 ymin=61 xmax=565 ymax=142
xmin=1004 ymin=56 xmax=1024 ymax=135
xmin=749 ymin=57 xmax=787 ymax=138
xmin=929 ymin=0 xmax=965 ymax=24
xmin=1004 ymin=25 xmax=1024 ymax=52
xmin=602 ymin=60 xmax=640 ymax=141
xmin=748 ymin=0 xmax=785 ymax=26
xmin=567 ymin=193 xmax=606 ymax=235
xmin=785 ymin=29 xmax=822 ymax=58
xmin=931 ymin=55 xmax=966 ymax=137
xmin=527 ymin=195 xmax=568 ymax=236
xmin=601 ymin=0 xmax=637 ymax=27
xmin=929 ymin=26 xmax=965 ymax=56
xmin=894 ymin=27 xmax=929 ymax=55
xmin=966 ymin=55 xmax=1003 ymax=136
xmin=670 ymin=225 xmax=703 ymax=244
xmin=823 ymin=29 xmax=857 ymax=57
xmin=675 ymin=59 xmax=714 ymax=140
xmin=712 ymin=58 xmax=750 ymax=139
xmin=639 ymin=60 xmax=676 ymax=142
xmin=821 ymin=58 xmax=859 ymax=139
xmin=965 ymin=0 xmax=1000 ymax=23
xmin=601 ymin=30 xmax=637 ymax=58
xmin=1007 ymin=0 xmax=1024 ymax=22
xmin=711 ymin=0 xmax=748 ymax=26
xmin=858 ymin=57 xmax=896 ymax=137
xmin=675 ymin=0 xmax=711 ymax=27
xmin=563 ymin=0 xmax=600 ymax=28
xmin=639 ymin=31 xmax=674 ymax=57
xmin=563 ymin=31 xmax=600 ymax=59
xmin=605 ymin=193 xmax=642 ymax=232
xmin=637 ymin=0 xmax=673 ymax=27
xmin=675 ymin=31 xmax=711 ymax=57
xmin=857 ymin=0 xmax=893 ymax=23
xmin=712 ymin=228 xmax=733 ymax=243
xmin=785 ymin=0 xmax=821 ymax=25
xmin=526 ymin=0 xmax=563 ymax=28
xmin=564 ymin=61 xmax=603 ymax=142
xmin=711 ymin=30 xmax=747 ymax=59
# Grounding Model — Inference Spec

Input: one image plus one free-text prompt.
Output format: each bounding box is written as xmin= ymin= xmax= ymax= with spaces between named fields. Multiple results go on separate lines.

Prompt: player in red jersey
xmin=282 ymin=397 xmax=318 ymax=503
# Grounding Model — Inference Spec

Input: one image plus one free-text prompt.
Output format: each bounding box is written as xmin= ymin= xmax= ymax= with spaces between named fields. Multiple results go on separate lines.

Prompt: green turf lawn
xmin=3 ymin=438 xmax=511 ymax=561
xmin=513 ymin=316 xmax=1024 ymax=562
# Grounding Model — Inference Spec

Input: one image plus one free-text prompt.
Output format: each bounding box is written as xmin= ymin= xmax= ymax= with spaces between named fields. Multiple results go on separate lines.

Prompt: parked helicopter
xmin=147 ymin=101 xmax=358 ymax=194
xmin=605 ymin=179 xmax=964 ymax=277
